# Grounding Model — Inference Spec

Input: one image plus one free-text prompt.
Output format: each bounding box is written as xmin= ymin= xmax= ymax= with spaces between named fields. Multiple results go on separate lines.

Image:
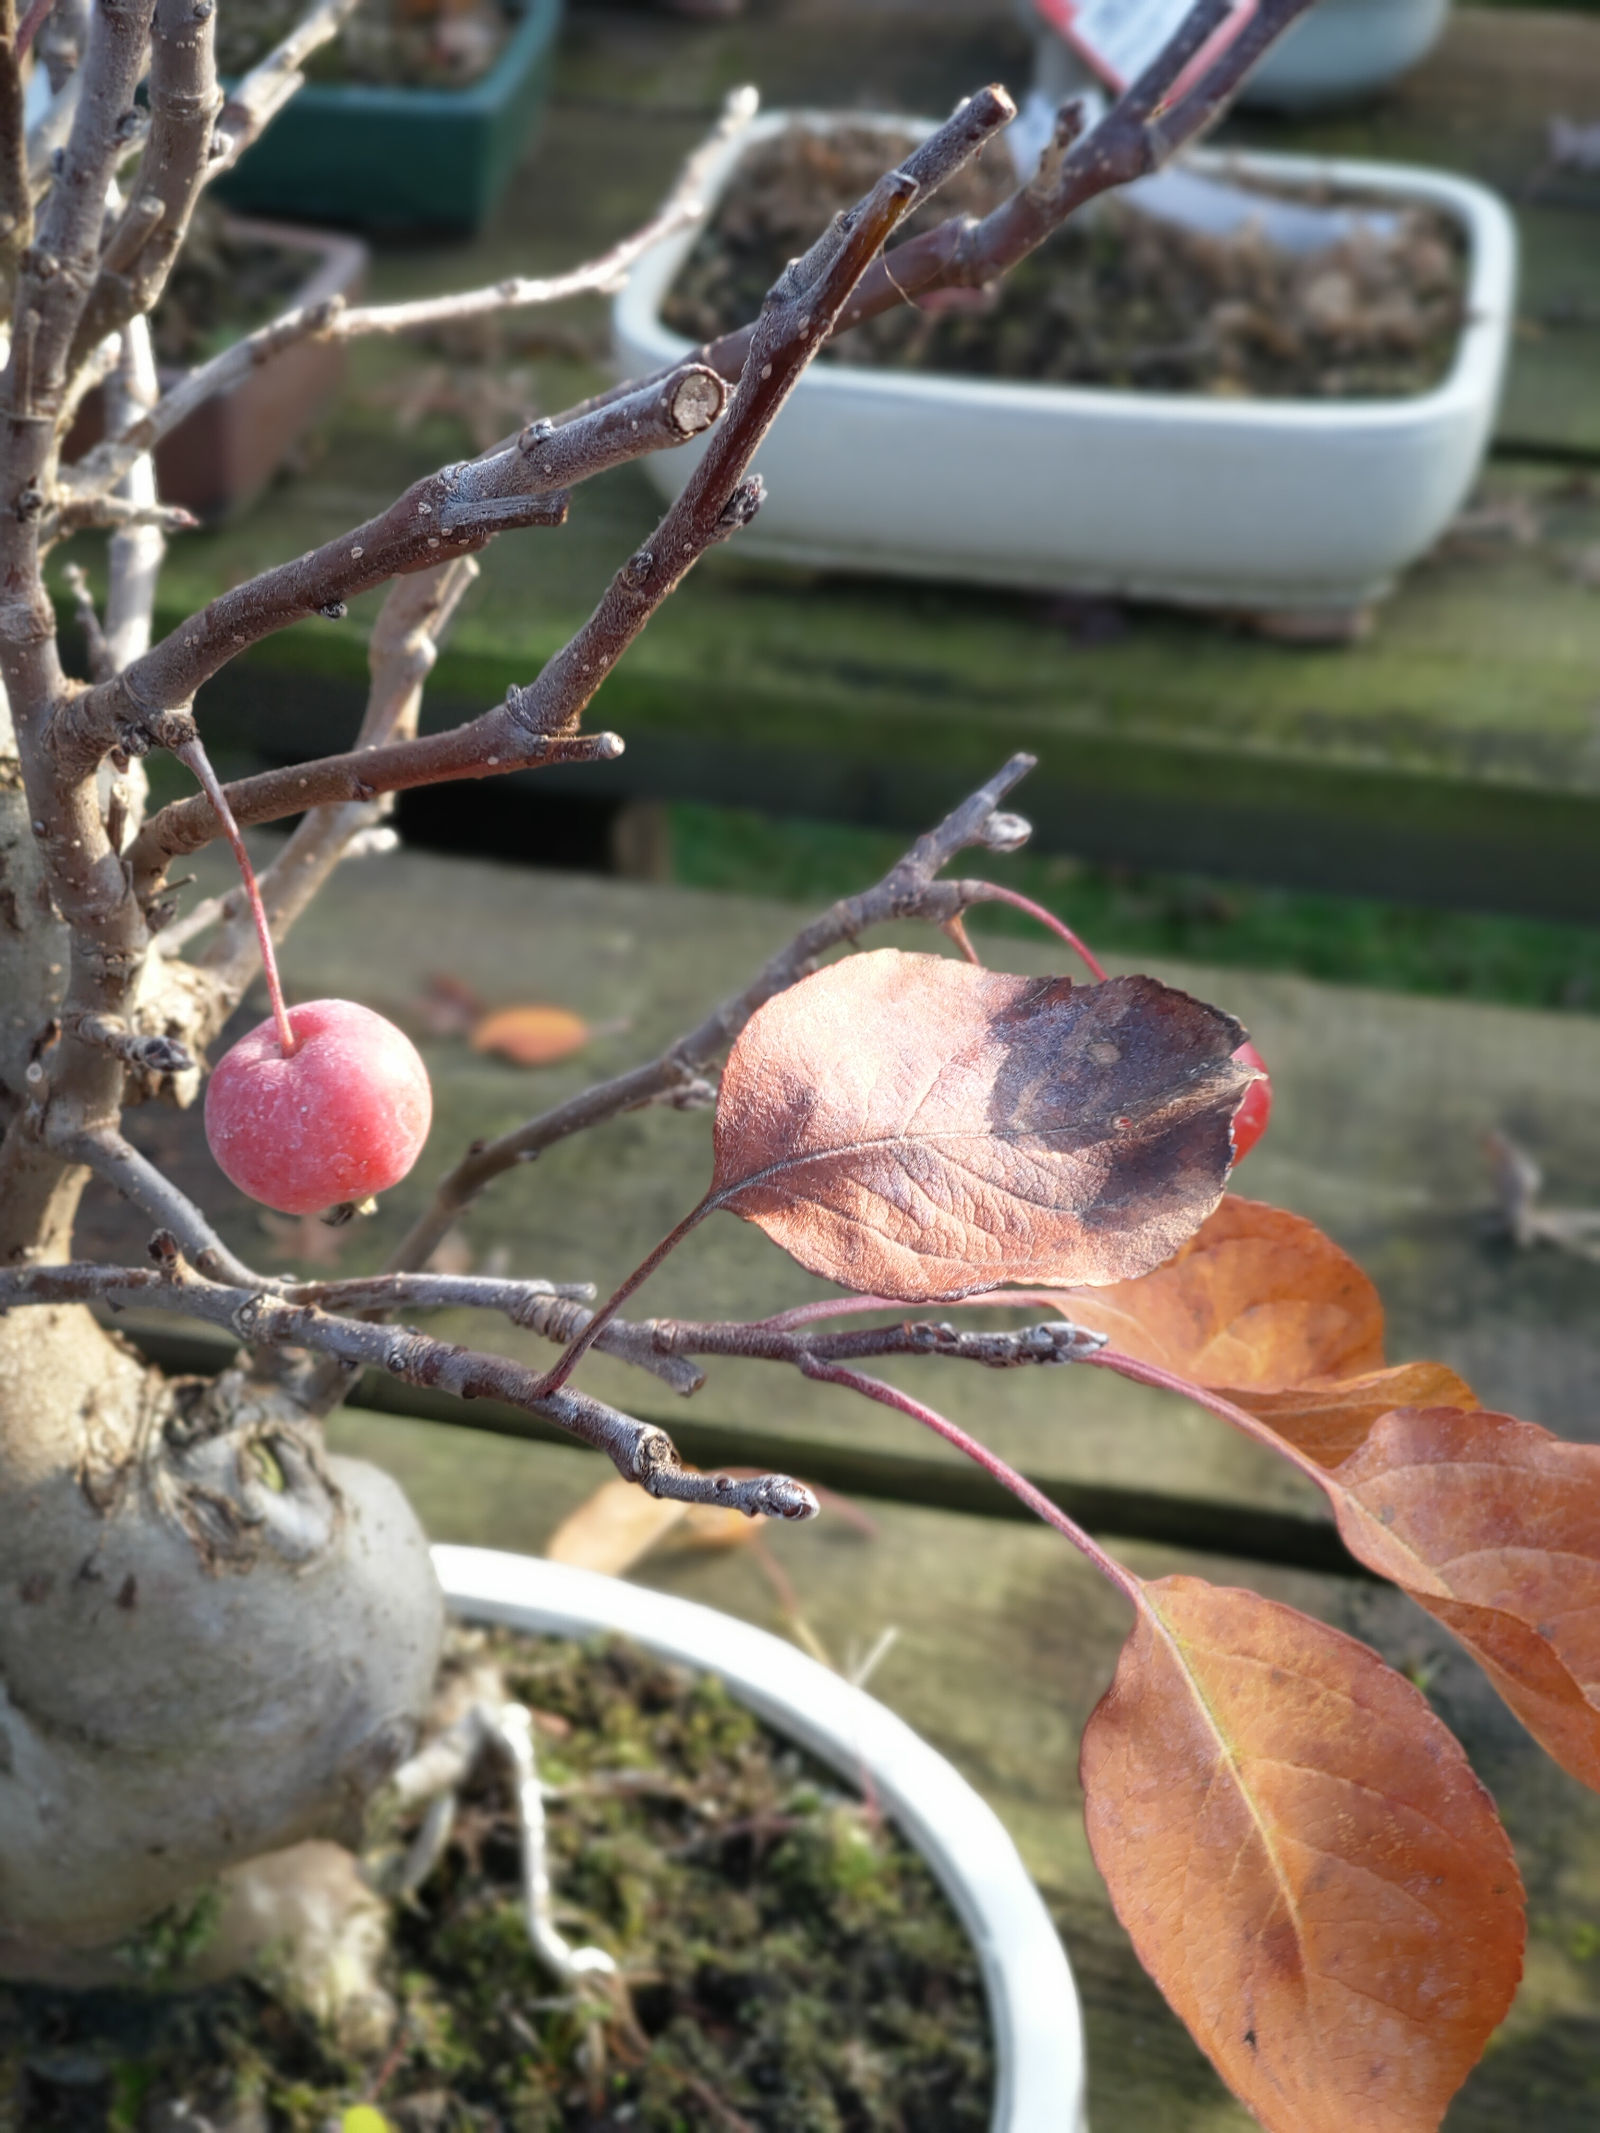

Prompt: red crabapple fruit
xmin=1230 ymin=1040 xmax=1272 ymax=1163
xmin=205 ymin=999 xmax=432 ymax=1215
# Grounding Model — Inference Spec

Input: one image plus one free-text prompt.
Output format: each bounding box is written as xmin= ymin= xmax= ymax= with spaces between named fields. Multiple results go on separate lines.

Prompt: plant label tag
xmin=1032 ymin=0 xmax=1259 ymax=97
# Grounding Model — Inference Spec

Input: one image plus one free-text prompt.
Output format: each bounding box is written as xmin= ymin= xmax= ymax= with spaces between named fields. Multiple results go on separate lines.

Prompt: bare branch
xmin=64 ymin=362 xmax=731 ymax=770
xmin=35 ymin=0 xmax=86 ymax=89
xmin=56 ymin=1124 xmax=265 ymax=1286
xmin=0 ymin=0 xmax=33 ymax=299
xmin=6 ymin=0 xmax=155 ymax=421
xmin=0 ymin=1258 xmax=817 ymax=1517
xmin=290 ymin=1276 xmax=703 ymax=1395
xmin=61 ymin=561 xmax=112 ymax=681
xmin=70 ymin=87 xmax=1013 ymax=767
xmin=388 ymin=754 xmax=1039 ymax=1272
xmin=67 ymin=0 xmax=221 ymax=371
xmin=131 ymin=724 xmax=624 ymax=905
xmin=637 ymin=1312 xmax=1108 ymax=1371
xmin=208 ymin=0 xmax=358 ymax=175
xmin=198 ymin=558 xmax=481 ymax=992
xmin=66 ymin=86 xmax=761 ymax=501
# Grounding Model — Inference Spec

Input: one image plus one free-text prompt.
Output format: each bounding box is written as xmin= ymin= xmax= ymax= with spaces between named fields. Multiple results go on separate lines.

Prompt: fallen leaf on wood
xmin=1326 ymin=1405 xmax=1600 ymax=1793
xmin=711 ymin=950 xmax=1249 ymax=1301
xmin=544 ymin=1480 xmax=686 ymax=1577
xmin=681 ymin=1501 xmax=767 ymax=1550
xmin=543 ymin=1481 xmax=765 ymax=1578
xmin=1082 ymin=1575 xmax=1524 ymax=2133
xmin=413 ymin=971 xmax=484 ymax=1038
xmin=471 ymin=1005 xmax=590 ymax=1067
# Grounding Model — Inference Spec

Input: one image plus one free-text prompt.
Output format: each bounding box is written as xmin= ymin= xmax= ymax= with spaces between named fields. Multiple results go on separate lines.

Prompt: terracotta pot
xmin=69 ymin=218 xmax=368 ymax=525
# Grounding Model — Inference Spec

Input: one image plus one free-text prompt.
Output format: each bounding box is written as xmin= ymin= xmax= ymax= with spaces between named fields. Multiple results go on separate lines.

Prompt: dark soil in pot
xmin=0 ymin=1629 xmax=993 ymax=2131
xmin=662 ymin=120 xmax=1469 ymax=400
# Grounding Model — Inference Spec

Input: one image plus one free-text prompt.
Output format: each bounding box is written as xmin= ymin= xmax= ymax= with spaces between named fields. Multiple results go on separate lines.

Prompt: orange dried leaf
xmin=1063 ymin=1195 xmax=1385 ymax=1387
xmin=1082 ymin=1575 xmax=1524 ymax=2133
xmin=1239 ymin=1361 xmax=1478 ymax=1468
xmin=1326 ymin=1405 xmax=1600 ymax=1792
xmin=544 ymin=1480 xmax=685 ymax=1577
xmin=471 ymin=1005 xmax=590 ymax=1066
xmin=711 ymin=950 xmax=1250 ymax=1302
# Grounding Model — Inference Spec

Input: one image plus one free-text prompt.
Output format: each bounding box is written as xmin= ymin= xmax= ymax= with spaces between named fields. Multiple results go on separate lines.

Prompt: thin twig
xmin=0 ymin=1257 xmax=819 ymax=1516
xmin=208 ymin=0 xmax=359 ymax=174
xmin=69 ymin=362 xmax=729 ymax=771
xmin=202 ymin=559 xmax=482 ymax=995
xmin=64 ymin=86 xmax=760 ymax=504
xmin=387 ymin=754 xmax=1038 ymax=1274
xmin=552 ymin=0 xmax=1316 ymax=430
xmin=54 ymin=1127 xmax=266 ymax=1287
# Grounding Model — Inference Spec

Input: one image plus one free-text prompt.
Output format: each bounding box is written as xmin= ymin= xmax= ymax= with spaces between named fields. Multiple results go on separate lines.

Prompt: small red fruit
xmin=206 ymin=999 xmax=433 ymax=1215
xmin=1229 ymin=1040 xmax=1272 ymax=1163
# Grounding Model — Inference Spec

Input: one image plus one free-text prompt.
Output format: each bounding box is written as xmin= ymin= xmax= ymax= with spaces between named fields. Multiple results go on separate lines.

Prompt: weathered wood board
xmin=94 ymin=854 xmax=1600 ymax=1535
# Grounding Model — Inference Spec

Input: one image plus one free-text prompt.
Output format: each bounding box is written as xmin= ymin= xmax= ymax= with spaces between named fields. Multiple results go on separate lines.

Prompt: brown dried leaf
xmin=471 ymin=1005 xmax=590 ymax=1067
xmin=413 ymin=970 xmax=485 ymax=1037
xmin=1083 ymin=1576 xmax=1524 ymax=2133
xmin=1327 ymin=1406 xmax=1600 ymax=1792
xmin=711 ymin=950 xmax=1249 ymax=1302
xmin=544 ymin=1480 xmax=686 ymax=1577
xmin=1062 ymin=1196 xmax=1477 ymax=1462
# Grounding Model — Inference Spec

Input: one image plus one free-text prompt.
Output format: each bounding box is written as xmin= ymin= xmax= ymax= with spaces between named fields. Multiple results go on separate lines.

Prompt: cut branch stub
xmin=708 ymin=949 xmax=1250 ymax=1301
xmin=1325 ymin=1405 xmax=1600 ymax=1794
xmin=1082 ymin=1575 xmax=1525 ymax=2133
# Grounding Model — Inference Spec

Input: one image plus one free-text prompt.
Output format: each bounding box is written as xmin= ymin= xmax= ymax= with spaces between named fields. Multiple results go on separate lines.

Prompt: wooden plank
xmin=314 ymin=1418 xmax=1600 ymax=2130
xmin=84 ymin=853 xmax=1600 ymax=1530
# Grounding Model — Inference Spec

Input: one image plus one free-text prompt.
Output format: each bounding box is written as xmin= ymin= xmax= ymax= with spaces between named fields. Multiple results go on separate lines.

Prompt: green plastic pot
xmin=215 ymin=0 xmax=562 ymax=234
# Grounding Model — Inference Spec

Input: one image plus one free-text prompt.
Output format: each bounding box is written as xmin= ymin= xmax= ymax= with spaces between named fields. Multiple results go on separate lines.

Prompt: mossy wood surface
xmin=108 ymin=3 xmax=1600 ymax=919
xmin=105 ymin=854 xmax=1600 ymax=1533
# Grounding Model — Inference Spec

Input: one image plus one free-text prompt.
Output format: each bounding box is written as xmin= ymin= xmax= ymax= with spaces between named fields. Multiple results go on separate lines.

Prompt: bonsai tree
xmin=0 ymin=1 xmax=1589 ymax=2125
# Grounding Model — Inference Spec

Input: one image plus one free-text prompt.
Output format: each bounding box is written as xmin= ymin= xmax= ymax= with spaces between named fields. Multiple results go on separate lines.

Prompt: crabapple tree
xmin=0 ymin=3 xmax=1590 ymax=2127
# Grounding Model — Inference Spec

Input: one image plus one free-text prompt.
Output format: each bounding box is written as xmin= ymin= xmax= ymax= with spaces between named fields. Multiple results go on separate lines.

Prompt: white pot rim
xmin=614 ymin=107 xmax=1515 ymax=439
xmin=435 ymin=1544 xmax=1087 ymax=2133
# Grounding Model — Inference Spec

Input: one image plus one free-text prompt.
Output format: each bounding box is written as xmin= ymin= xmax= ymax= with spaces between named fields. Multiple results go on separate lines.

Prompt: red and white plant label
xmin=1033 ymin=0 xmax=1258 ymax=97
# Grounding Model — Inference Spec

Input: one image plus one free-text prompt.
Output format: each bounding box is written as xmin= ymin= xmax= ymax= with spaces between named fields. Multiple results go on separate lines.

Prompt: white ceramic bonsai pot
xmin=1239 ymin=0 xmax=1450 ymax=111
xmin=436 ymin=1544 xmax=1089 ymax=2133
xmin=612 ymin=111 xmax=1516 ymax=620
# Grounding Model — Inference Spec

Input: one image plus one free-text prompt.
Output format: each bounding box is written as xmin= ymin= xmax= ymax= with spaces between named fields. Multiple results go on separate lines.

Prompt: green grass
xmin=668 ymin=802 xmax=1600 ymax=1015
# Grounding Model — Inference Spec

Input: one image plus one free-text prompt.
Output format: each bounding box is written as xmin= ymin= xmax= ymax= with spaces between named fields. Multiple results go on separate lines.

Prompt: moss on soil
xmin=0 ymin=1632 xmax=992 ymax=2133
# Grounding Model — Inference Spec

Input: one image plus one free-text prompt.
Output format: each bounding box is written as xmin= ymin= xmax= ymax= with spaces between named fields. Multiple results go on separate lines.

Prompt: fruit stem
xmin=965 ymin=883 xmax=1109 ymax=981
xmin=177 ymin=738 xmax=297 ymax=1057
